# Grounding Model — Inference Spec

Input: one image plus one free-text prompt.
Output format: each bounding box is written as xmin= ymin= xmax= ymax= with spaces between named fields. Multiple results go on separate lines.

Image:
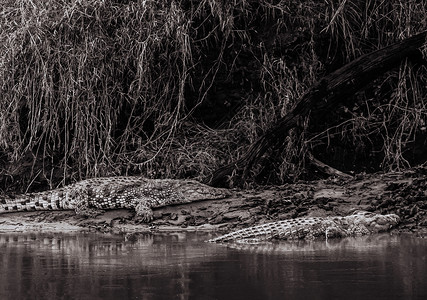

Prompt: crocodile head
xmin=174 ymin=180 xmax=232 ymax=202
xmin=346 ymin=210 xmax=400 ymax=233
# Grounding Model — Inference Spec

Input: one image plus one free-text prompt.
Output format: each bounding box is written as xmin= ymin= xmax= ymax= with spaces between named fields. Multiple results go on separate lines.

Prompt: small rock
xmin=315 ymin=197 xmax=330 ymax=205
xmin=249 ymin=207 xmax=262 ymax=214
xmin=167 ymin=215 xmax=187 ymax=225
xmin=223 ymin=211 xmax=250 ymax=220
xmin=209 ymin=215 xmax=224 ymax=224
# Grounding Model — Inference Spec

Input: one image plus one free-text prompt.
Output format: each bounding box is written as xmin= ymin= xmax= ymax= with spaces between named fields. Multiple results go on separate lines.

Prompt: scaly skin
xmin=208 ymin=211 xmax=400 ymax=243
xmin=0 ymin=177 xmax=231 ymax=222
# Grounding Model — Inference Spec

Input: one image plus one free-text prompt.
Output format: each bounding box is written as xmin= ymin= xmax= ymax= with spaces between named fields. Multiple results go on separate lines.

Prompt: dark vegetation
xmin=208 ymin=30 xmax=427 ymax=186
xmin=1 ymin=0 xmax=426 ymax=192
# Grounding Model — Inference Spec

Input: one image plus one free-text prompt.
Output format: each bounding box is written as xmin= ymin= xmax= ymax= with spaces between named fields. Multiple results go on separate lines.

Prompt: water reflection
xmin=0 ymin=232 xmax=426 ymax=300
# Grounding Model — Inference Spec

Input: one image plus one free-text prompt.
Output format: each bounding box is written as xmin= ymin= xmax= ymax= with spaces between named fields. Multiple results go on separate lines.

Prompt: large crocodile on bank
xmin=208 ymin=210 xmax=400 ymax=244
xmin=0 ymin=177 xmax=231 ymax=222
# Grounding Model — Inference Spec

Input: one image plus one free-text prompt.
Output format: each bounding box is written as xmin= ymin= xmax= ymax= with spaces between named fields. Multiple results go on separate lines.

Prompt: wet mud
xmin=1 ymin=167 xmax=426 ymax=237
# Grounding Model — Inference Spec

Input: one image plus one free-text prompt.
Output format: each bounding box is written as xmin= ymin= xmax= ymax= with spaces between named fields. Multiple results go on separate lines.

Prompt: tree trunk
xmin=206 ymin=31 xmax=427 ymax=187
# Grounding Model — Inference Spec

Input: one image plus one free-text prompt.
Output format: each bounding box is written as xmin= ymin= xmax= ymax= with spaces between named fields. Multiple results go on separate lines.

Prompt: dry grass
xmin=0 ymin=0 xmax=426 ymax=189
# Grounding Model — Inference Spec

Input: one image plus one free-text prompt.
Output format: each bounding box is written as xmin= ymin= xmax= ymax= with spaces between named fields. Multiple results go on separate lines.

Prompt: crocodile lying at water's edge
xmin=0 ymin=177 xmax=231 ymax=222
xmin=208 ymin=211 xmax=400 ymax=243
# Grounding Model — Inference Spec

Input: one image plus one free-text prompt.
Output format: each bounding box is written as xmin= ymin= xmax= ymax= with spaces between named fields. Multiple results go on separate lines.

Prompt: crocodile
xmin=0 ymin=177 xmax=231 ymax=222
xmin=208 ymin=210 xmax=400 ymax=243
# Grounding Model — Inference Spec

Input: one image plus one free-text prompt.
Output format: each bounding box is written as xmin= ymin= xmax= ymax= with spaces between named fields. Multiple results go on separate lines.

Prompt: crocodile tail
xmin=208 ymin=222 xmax=280 ymax=243
xmin=0 ymin=190 xmax=68 ymax=213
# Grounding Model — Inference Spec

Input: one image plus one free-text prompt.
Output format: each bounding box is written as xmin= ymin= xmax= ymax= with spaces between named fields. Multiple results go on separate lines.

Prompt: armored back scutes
xmin=0 ymin=177 xmax=231 ymax=222
xmin=208 ymin=211 xmax=400 ymax=244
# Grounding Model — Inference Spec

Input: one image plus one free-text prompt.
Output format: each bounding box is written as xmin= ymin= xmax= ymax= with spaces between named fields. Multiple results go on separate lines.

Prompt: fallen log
xmin=207 ymin=31 xmax=427 ymax=187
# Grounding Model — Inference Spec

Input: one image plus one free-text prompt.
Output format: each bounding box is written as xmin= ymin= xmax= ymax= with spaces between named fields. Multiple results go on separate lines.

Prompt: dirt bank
xmin=1 ymin=167 xmax=426 ymax=236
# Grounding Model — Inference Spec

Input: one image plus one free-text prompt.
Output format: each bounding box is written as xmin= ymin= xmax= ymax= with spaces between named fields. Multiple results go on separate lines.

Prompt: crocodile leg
xmin=134 ymin=197 xmax=156 ymax=222
xmin=74 ymin=196 xmax=104 ymax=218
xmin=325 ymin=225 xmax=348 ymax=239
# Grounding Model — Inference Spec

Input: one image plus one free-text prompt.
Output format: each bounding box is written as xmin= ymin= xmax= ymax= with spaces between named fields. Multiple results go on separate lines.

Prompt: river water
xmin=0 ymin=232 xmax=426 ymax=300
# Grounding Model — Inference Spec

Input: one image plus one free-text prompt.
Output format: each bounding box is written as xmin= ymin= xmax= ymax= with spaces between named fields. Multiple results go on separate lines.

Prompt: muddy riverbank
xmin=1 ymin=167 xmax=426 ymax=237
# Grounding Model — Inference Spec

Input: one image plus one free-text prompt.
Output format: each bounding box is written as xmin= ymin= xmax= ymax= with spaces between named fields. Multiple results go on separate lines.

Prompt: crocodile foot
xmin=134 ymin=202 xmax=154 ymax=223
